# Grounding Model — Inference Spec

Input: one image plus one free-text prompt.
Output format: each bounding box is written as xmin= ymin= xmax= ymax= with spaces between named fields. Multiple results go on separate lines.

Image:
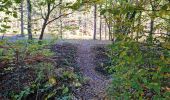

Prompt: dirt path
xmin=57 ymin=39 xmax=112 ymax=100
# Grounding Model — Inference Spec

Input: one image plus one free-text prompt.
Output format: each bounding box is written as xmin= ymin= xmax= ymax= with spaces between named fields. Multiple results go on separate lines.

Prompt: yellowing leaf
xmin=162 ymin=42 xmax=170 ymax=50
xmin=48 ymin=77 xmax=57 ymax=85
xmin=160 ymin=55 xmax=165 ymax=60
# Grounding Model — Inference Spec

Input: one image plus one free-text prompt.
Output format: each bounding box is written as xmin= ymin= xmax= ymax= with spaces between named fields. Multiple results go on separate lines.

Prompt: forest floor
xmin=0 ymin=39 xmax=112 ymax=99
xmin=57 ymin=39 xmax=112 ymax=99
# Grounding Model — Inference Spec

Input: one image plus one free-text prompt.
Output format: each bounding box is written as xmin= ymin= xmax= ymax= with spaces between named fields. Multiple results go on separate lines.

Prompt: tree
xmin=99 ymin=5 xmax=102 ymax=40
xmin=27 ymin=0 xmax=32 ymax=40
xmin=39 ymin=1 xmax=52 ymax=40
xmin=59 ymin=0 xmax=63 ymax=39
xmin=93 ymin=4 xmax=97 ymax=40
xmin=105 ymin=21 xmax=107 ymax=40
xmin=38 ymin=0 xmax=73 ymax=40
xmin=99 ymin=12 xmax=102 ymax=40
xmin=102 ymin=0 xmax=113 ymax=40
xmin=20 ymin=0 xmax=24 ymax=37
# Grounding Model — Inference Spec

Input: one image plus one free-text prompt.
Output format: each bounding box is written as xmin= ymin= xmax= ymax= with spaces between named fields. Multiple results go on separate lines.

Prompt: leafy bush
xmin=107 ymin=36 xmax=170 ymax=99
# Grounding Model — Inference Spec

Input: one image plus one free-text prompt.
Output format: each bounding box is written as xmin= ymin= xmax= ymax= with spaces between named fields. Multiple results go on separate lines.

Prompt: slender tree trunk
xmin=105 ymin=22 xmax=107 ymax=40
xmin=99 ymin=5 xmax=102 ymax=40
xmin=99 ymin=15 xmax=102 ymax=40
xmin=104 ymin=15 xmax=111 ymax=40
xmin=39 ymin=3 xmax=51 ymax=40
xmin=20 ymin=0 xmax=24 ymax=37
xmin=93 ymin=4 xmax=97 ymax=40
xmin=39 ymin=20 xmax=47 ymax=40
xmin=27 ymin=0 xmax=32 ymax=40
xmin=109 ymin=0 xmax=112 ymax=40
xmin=84 ymin=17 xmax=87 ymax=35
xmin=149 ymin=19 xmax=154 ymax=42
xmin=136 ymin=0 xmax=140 ymax=42
xmin=59 ymin=0 xmax=63 ymax=39
xmin=136 ymin=11 xmax=142 ymax=42
xmin=149 ymin=1 xmax=155 ymax=43
xmin=108 ymin=19 xmax=111 ymax=40
xmin=105 ymin=0 xmax=108 ymax=40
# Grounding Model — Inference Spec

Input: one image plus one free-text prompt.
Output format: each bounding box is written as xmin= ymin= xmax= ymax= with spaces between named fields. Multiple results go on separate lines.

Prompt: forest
xmin=0 ymin=0 xmax=170 ymax=100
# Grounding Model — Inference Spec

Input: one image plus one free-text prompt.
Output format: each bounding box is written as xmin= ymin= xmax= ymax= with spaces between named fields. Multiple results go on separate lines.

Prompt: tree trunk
xmin=59 ymin=0 xmax=63 ymax=39
xmin=148 ymin=2 xmax=155 ymax=43
xmin=93 ymin=4 xmax=97 ymax=40
xmin=108 ymin=19 xmax=111 ymax=40
xmin=104 ymin=15 xmax=111 ymax=40
xmin=84 ymin=17 xmax=87 ymax=35
xmin=105 ymin=22 xmax=107 ymax=40
xmin=20 ymin=0 xmax=24 ymax=37
xmin=39 ymin=3 xmax=51 ymax=40
xmin=27 ymin=0 xmax=32 ymax=40
xmin=39 ymin=20 xmax=47 ymax=40
xmin=149 ymin=19 xmax=154 ymax=42
xmin=136 ymin=11 xmax=142 ymax=42
xmin=99 ymin=15 xmax=102 ymax=40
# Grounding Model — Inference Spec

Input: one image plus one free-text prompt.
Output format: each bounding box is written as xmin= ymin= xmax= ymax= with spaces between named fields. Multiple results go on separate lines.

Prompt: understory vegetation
xmin=92 ymin=35 xmax=170 ymax=99
xmin=98 ymin=0 xmax=170 ymax=99
xmin=107 ymin=36 xmax=170 ymax=99
xmin=0 ymin=40 xmax=83 ymax=99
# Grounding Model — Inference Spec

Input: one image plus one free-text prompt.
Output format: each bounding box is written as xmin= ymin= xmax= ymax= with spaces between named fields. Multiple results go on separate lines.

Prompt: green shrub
xmin=107 ymin=36 xmax=170 ymax=99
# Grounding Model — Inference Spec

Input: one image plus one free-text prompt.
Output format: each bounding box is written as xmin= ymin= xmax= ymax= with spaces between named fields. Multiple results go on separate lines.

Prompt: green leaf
xmin=45 ymin=91 xmax=56 ymax=100
xmin=62 ymin=87 xmax=69 ymax=94
xmin=161 ymin=4 xmax=168 ymax=10
xmin=14 ymin=0 xmax=21 ymax=3
xmin=148 ymin=83 xmax=160 ymax=94
xmin=1 ymin=25 xmax=11 ymax=28
xmin=13 ymin=13 xmax=18 ymax=18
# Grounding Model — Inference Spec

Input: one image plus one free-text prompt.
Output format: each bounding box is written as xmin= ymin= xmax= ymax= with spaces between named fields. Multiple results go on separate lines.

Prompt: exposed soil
xmin=92 ymin=45 xmax=112 ymax=77
xmin=53 ymin=43 xmax=78 ymax=69
xmin=0 ymin=67 xmax=36 ymax=98
xmin=57 ymin=39 xmax=112 ymax=100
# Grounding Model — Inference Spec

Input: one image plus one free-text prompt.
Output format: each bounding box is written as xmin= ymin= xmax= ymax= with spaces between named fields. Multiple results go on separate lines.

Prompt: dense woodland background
xmin=0 ymin=0 xmax=170 ymax=99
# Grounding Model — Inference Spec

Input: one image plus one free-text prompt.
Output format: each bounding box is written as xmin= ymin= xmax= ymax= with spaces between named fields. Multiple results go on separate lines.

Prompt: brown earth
xmin=57 ymin=39 xmax=112 ymax=100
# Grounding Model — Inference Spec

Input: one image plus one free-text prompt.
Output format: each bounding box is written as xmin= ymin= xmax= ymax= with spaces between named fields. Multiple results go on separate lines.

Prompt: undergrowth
xmin=0 ymin=39 xmax=83 ymax=100
xmin=107 ymin=35 xmax=170 ymax=99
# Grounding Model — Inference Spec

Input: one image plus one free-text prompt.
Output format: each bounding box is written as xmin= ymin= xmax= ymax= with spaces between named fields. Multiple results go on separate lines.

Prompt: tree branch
xmin=46 ymin=12 xmax=74 ymax=25
xmin=40 ymin=6 xmax=45 ymax=20
xmin=50 ymin=2 xmax=61 ymax=13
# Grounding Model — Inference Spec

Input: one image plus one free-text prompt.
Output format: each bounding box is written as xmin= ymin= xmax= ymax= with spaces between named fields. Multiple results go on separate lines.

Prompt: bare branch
xmin=46 ymin=12 xmax=74 ymax=25
xmin=50 ymin=2 xmax=61 ymax=13
xmin=41 ymin=2 xmax=61 ymax=20
xmin=40 ymin=6 xmax=45 ymax=20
